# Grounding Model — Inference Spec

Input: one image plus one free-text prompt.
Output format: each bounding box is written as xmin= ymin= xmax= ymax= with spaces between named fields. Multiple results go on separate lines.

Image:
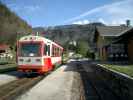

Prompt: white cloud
xmin=98 ymin=18 xmax=107 ymax=25
xmin=83 ymin=20 xmax=90 ymax=24
xmin=64 ymin=0 xmax=133 ymax=25
xmin=72 ymin=19 xmax=90 ymax=25
xmin=24 ymin=6 xmax=40 ymax=12
xmin=72 ymin=21 xmax=82 ymax=25
xmin=7 ymin=3 xmax=40 ymax=14
xmin=111 ymin=20 xmax=125 ymax=25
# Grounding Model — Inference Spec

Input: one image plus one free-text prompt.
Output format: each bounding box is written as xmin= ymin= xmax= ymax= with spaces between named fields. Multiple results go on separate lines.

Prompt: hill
xmin=33 ymin=23 xmax=105 ymax=43
xmin=33 ymin=23 xmax=105 ymax=47
xmin=0 ymin=2 xmax=32 ymax=45
xmin=33 ymin=23 xmax=105 ymax=56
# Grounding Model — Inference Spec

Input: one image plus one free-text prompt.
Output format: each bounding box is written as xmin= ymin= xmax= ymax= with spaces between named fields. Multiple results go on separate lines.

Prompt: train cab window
xmin=20 ymin=43 xmax=41 ymax=57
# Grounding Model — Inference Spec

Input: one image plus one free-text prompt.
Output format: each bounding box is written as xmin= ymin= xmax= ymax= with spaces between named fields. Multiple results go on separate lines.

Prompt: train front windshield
xmin=19 ymin=43 xmax=41 ymax=57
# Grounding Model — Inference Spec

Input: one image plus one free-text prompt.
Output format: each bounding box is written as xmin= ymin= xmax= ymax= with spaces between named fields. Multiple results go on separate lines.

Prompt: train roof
xmin=19 ymin=35 xmax=63 ymax=49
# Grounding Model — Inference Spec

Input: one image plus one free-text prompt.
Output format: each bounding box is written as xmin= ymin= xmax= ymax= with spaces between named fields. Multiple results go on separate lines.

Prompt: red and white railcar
xmin=17 ymin=35 xmax=63 ymax=74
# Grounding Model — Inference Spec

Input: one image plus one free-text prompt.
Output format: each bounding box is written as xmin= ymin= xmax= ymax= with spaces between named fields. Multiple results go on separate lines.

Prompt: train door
xmin=44 ymin=44 xmax=50 ymax=56
xmin=44 ymin=43 xmax=52 ymax=71
xmin=46 ymin=45 xmax=50 ymax=56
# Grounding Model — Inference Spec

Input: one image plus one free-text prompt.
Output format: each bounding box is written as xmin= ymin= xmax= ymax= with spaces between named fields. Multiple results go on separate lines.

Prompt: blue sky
xmin=1 ymin=0 xmax=133 ymax=27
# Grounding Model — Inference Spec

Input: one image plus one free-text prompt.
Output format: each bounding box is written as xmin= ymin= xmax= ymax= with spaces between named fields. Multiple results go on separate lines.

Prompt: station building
xmin=93 ymin=25 xmax=133 ymax=63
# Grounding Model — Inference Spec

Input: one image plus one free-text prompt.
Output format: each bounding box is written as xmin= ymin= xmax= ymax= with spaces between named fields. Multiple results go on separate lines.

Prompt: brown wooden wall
xmin=128 ymin=39 xmax=133 ymax=63
xmin=96 ymin=35 xmax=108 ymax=61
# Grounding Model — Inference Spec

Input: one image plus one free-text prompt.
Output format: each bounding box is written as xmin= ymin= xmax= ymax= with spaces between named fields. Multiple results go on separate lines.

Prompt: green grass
xmin=0 ymin=67 xmax=17 ymax=73
xmin=0 ymin=63 xmax=17 ymax=73
xmin=0 ymin=58 xmax=16 ymax=65
xmin=101 ymin=64 xmax=133 ymax=77
xmin=62 ymin=54 xmax=69 ymax=64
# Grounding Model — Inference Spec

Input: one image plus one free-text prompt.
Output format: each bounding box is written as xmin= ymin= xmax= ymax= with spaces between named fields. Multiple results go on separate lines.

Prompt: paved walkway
xmin=16 ymin=64 xmax=83 ymax=100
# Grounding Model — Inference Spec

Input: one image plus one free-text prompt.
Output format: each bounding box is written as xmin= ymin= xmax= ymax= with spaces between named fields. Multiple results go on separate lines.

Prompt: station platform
xmin=17 ymin=62 xmax=84 ymax=100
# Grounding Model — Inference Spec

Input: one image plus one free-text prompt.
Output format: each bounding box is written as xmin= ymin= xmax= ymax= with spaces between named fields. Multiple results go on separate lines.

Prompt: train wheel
xmin=25 ymin=72 xmax=31 ymax=77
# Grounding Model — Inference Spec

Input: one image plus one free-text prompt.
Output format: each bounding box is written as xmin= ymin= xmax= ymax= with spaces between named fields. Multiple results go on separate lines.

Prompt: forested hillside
xmin=34 ymin=23 xmax=104 ymax=44
xmin=0 ymin=2 xmax=32 ymax=46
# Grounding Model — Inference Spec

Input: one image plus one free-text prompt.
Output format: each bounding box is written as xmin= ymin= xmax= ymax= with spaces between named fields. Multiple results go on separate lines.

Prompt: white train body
xmin=17 ymin=35 xmax=63 ymax=74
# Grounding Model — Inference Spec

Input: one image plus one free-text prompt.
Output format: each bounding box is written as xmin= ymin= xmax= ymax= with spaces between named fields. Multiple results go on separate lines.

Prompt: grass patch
xmin=101 ymin=64 xmax=133 ymax=77
xmin=0 ymin=67 xmax=17 ymax=73
xmin=0 ymin=63 xmax=17 ymax=73
xmin=62 ymin=56 xmax=69 ymax=64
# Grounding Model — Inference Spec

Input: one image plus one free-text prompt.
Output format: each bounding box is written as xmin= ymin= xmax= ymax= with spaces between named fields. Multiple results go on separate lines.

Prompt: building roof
xmin=118 ymin=27 xmax=133 ymax=37
xmin=103 ymin=27 xmax=133 ymax=47
xmin=112 ymin=27 xmax=133 ymax=43
xmin=96 ymin=26 xmax=132 ymax=36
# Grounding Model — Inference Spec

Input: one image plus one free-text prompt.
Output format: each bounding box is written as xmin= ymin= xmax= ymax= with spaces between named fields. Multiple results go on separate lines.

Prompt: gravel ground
xmin=0 ymin=71 xmax=25 ymax=86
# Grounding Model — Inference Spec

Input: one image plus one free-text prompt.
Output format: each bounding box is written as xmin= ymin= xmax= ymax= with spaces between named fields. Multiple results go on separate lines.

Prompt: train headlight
xmin=19 ymin=59 xmax=24 ymax=62
xmin=36 ymin=59 xmax=41 ymax=62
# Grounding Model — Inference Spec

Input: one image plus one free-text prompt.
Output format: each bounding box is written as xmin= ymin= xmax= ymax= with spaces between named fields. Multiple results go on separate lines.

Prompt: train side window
xmin=54 ymin=47 xmax=55 ymax=56
xmin=57 ymin=48 xmax=59 ymax=56
xmin=56 ymin=47 xmax=57 ymax=56
xmin=59 ymin=48 xmax=61 ymax=56
xmin=52 ymin=45 xmax=54 ymax=56
xmin=56 ymin=47 xmax=58 ymax=56
xmin=47 ymin=45 xmax=50 ymax=56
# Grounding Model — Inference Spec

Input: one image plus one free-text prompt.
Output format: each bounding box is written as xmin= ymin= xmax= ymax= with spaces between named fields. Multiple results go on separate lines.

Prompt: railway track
xmin=74 ymin=60 xmax=120 ymax=100
xmin=0 ymin=75 xmax=44 ymax=100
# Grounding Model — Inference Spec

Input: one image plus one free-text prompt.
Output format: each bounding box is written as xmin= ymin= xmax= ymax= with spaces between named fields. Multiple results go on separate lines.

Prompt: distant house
xmin=93 ymin=25 xmax=131 ymax=61
xmin=0 ymin=44 xmax=10 ymax=53
xmin=0 ymin=44 xmax=13 ymax=58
